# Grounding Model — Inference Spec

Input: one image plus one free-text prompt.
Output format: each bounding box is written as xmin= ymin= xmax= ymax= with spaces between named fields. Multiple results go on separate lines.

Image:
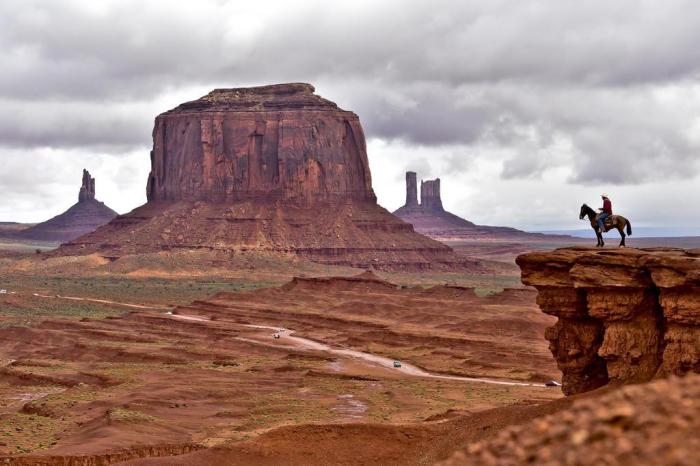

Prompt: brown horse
xmin=579 ymin=204 xmax=632 ymax=247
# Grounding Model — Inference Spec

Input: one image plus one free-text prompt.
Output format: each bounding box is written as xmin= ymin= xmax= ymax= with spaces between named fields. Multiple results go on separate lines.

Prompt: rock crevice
xmin=517 ymin=247 xmax=700 ymax=395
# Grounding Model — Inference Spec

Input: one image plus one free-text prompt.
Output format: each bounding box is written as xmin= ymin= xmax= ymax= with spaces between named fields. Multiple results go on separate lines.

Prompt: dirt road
xmin=169 ymin=313 xmax=544 ymax=388
xmin=29 ymin=292 xmax=546 ymax=387
xmin=31 ymin=292 xmax=171 ymax=310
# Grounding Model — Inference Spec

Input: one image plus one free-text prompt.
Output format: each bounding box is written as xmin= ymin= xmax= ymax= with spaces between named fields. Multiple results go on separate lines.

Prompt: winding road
xmin=31 ymin=293 xmax=171 ymax=310
xmin=168 ymin=312 xmax=544 ymax=388
xmin=24 ymin=293 xmax=545 ymax=388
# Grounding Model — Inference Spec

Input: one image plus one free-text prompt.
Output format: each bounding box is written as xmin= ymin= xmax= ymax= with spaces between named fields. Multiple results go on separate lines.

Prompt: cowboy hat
xmin=601 ymin=193 xmax=609 ymax=198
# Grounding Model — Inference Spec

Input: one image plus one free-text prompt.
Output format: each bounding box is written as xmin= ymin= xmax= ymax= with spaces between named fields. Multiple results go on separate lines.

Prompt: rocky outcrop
xmin=405 ymin=171 xmax=418 ymax=208
xmin=441 ymin=373 xmax=700 ymax=466
xmin=420 ymin=178 xmax=443 ymax=212
xmin=57 ymin=85 xmax=474 ymax=271
xmin=15 ymin=170 xmax=117 ymax=243
xmin=517 ymin=247 xmax=700 ymax=395
xmin=146 ymin=83 xmax=374 ymax=205
xmin=79 ymin=169 xmax=96 ymax=202
xmin=394 ymin=172 xmax=566 ymax=241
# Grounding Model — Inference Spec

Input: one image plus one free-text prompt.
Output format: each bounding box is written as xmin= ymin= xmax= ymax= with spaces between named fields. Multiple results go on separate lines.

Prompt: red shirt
xmin=602 ymin=198 xmax=612 ymax=215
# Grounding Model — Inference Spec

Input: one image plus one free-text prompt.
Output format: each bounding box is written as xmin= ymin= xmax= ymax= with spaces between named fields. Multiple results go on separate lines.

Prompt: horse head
xmin=579 ymin=204 xmax=589 ymax=220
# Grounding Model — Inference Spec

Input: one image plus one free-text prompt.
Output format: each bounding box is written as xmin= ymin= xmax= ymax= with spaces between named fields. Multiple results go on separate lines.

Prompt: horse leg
xmin=599 ymin=230 xmax=605 ymax=247
xmin=619 ymin=229 xmax=626 ymax=247
xmin=596 ymin=230 xmax=603 ymax=247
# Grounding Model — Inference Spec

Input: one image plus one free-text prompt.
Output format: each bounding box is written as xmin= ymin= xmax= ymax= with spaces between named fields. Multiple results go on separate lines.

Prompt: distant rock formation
xmin=394 ymin=171 xmax=566 ymax=241
xmin=420 ymin=178 xmax=443 ymax=212
xmin=78 ymin=169 xmax=96 ymax=202
xmin=57 ymin=84 xmax=477 ymax=271
xmin=15 ymin=170 xmax=117 ymax=243
xmin=404 ymin=171 xmax=418 ymax=208
xmin=517 ymin=247 xmax=700 ymax=395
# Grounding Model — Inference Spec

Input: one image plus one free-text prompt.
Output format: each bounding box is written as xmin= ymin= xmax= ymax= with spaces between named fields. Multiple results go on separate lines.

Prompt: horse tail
xmin=626 ymin=218 xmax=632 ymax=236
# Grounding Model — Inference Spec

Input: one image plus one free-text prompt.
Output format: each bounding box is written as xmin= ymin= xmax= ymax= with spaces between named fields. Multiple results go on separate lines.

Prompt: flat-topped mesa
xmin=420 ymin=178 xmax=443 ymax=212
xmin=517 ymin=247 xmax=700 ymax=395
xmin=405 ymin=171 xmax=418 ymax=207
xmin=146 ymin=82 xmax=375 ymax=204
xmin=78 ymin=169 xmax=96 ymax=202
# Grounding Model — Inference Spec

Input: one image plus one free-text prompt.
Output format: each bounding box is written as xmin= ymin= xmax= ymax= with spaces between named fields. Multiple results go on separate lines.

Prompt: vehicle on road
xmin=273 ymin=333 xmax=280 ymax=339
xmin=0 ymin=289 xmax=6 ymax=294
xmin=545 ymin=380 xmax=562 ymax=387
xmin=393 ymin=360 xmax=402 ymax=368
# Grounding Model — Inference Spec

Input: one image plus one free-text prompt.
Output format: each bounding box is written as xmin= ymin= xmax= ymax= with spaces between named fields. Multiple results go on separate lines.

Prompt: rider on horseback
xmin=597 ymin=193 xmax=612 ymax=231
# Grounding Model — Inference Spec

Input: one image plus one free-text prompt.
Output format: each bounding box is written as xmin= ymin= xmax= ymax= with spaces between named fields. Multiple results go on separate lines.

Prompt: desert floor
xmin=1 ymin=235 xmax=698 ymax=464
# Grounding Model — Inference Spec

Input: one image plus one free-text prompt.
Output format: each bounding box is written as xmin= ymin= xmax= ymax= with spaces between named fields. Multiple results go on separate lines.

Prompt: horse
xmin=579 ymin=204 xmax=632 ymax=247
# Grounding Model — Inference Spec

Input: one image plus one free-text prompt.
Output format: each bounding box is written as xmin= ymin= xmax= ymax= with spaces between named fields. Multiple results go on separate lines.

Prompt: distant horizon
xmin=534 ymin=227 xmax=700 ymax=239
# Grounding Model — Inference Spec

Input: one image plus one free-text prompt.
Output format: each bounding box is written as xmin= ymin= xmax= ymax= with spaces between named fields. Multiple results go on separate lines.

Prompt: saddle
xmin=596 ymin=213 xmax=617 ymax=227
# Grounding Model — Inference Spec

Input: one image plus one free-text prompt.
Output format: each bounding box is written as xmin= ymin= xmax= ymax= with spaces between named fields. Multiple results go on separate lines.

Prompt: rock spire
xmin=79 ymin=169 xmax=96 ymax=202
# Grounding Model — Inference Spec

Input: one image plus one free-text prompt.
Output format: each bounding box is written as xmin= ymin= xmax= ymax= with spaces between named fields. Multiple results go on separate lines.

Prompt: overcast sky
xmin=2 ymin=0 xmax=700 ymax=231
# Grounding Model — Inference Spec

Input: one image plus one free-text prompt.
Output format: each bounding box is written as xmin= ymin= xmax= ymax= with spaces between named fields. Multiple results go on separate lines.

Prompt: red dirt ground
xmin=0 ymin=273 xmax=561 ymax=464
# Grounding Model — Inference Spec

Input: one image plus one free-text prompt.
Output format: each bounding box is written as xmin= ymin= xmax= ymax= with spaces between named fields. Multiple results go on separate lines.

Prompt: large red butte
xmin=147 ymin=83 xmax=375 ymax=204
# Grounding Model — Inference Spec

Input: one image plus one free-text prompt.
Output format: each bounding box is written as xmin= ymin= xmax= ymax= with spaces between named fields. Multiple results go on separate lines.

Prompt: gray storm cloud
xmin=1 ymin=0 xmax=700 ymax=221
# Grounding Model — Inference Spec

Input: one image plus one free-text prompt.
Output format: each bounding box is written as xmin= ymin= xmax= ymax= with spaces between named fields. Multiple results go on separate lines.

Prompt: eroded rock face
xmin=420 ymin=178 xmax=443 ymax=212
xmin=517 ymin=247 xmax=700 ymax=395
xmin=405 ymin=171 xmax=418 ymax=208
xmin=78 ymin=169 xmax=96 ymax=202
xmin=146 ymin=83 xmax=375 ymax=204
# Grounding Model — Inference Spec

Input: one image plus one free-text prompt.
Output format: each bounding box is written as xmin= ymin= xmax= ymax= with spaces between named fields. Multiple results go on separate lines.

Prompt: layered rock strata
xmin=146 ymin=83 xmax=374 ymax=204
xmin=16 ymin=170 xmax=117 ymax=242
xmin=58 ymin=84 xmax=471 ymax=270
xmin=517 ymin=247 xmax=700 ymax=395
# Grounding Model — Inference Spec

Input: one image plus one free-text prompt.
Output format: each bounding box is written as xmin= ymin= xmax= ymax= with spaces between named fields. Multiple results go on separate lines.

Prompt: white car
xmin=0 ymin=289 xmax=6 ymax=294
xmin=545 ymin=380 xmax=562 ymax=387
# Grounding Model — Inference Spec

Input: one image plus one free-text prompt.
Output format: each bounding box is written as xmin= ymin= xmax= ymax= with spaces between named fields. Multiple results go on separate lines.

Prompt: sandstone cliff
xmin=146 ymin=83 xmax=374 ymax=204
xmin=16 ymin=170 xmax=117 ymax=243
xmin=517 ymin=247 xmax=700 ymax=395
xmin=57 ymin=85 xmax=473 ymax=271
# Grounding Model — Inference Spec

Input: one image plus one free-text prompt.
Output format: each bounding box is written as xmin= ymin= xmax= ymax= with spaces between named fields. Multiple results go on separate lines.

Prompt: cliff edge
xmin=517 ymin=247 xmax=700 ymax=395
